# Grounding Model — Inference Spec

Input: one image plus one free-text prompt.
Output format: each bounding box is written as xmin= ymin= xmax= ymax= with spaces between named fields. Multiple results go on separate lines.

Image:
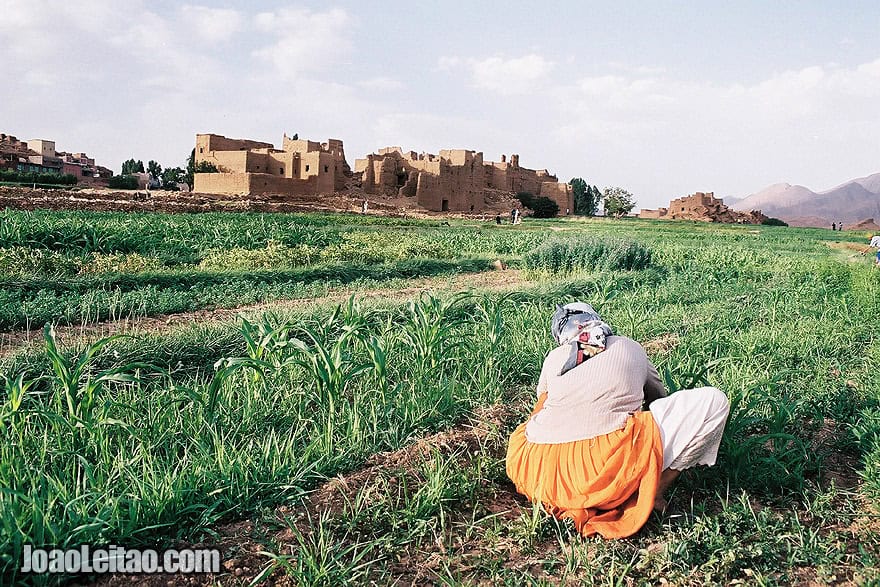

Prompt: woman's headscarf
xmin=551 ymin=302 xmax=613 ymax=375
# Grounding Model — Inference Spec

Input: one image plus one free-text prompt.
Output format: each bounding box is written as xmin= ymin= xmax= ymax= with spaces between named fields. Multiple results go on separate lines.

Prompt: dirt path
xmin=1 ymin=269 xmax=527 ymax=357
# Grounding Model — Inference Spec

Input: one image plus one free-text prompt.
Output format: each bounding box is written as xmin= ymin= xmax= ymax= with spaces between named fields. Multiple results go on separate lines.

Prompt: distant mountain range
xmin=729 ymin=172 xmax=880 ymax=227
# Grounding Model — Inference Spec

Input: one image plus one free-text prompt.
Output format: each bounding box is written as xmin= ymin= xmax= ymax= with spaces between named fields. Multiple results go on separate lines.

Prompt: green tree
xmin=121 ymin=159 xmax=144 ymax=175
xmin=514 ymin=192 xmax=558 ymax=218
xmin=107 ymin=175 xmax=139 ymax=190
xmin=146 ymin=160 xmax=162 ymax=185
xmin=530 ymin=196 xmax=560 ymax=218
xmin=570 ymin=178 xmax=586 ymax=212
xmin=569 ymin=178 xmax=603 ymax=216
xmin=602 ymin=187 xmax=636 ymax=218
xmin=161 ymin=166 xmax=185 ymax=191
xmin=184 ymin=149 xmax=196 ymax=190
xmin=185 ymin=149 xmax=219 ymax=190
xmin=589 ymin=185 xmax=603 ymax=214
xmin=516 ymin=191 xmax=535 ymax=209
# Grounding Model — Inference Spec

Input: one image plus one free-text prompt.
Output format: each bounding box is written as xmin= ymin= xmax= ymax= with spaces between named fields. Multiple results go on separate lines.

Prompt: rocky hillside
xmin=732 ymin=173 xmax=880 ymax=227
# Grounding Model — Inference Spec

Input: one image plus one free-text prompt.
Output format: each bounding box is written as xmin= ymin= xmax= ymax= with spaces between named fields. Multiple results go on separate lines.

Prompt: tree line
xmin=111 ymin=150 xmax=217 ymax=191
xmin=0 ymin=169 xmax=78 ymax=186
xmin=569 ymin=178 xmax=636 ymax=218
xmin=514 ymin=181 xmax=636 ymax=219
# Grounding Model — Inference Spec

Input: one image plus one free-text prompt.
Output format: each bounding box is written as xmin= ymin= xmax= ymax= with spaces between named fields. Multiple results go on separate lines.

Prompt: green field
xmin=1 ymin=209 xmax=879 ymax=585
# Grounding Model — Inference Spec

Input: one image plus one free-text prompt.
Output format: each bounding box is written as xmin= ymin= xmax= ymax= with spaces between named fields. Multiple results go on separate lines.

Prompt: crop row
xmin=1 ymin=250 xmax=878 ymax=582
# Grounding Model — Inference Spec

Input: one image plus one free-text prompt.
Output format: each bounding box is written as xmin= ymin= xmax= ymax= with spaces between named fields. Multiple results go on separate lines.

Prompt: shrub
xmin=530 ymin=196 xmax=560 ymax=219
xmin=0 ymin=170 xmax=77 ymax=186
xmin=194 ymin=161 xmax=219 ymax=173
xmin=515 ymin=193 xmax=559 ymax=218
xmin=107 ymin=175 xmax=139 ymax=190
xmin=0 ymin=246 xmax=80 ymax=277
xmin=320 ymin=232 xmax=452 ymax=264
xmin=761 ymin=217 xmax=789 ymax=227
xmin=79 ymin=252 xmax=164 ymax=274
xmin=199 ymin=240 xmax=319 ymax=270
xmin=523 ymin=238 xmax=652 ymax=274
xmin=516 ymin=192 xmax=535 ymax=209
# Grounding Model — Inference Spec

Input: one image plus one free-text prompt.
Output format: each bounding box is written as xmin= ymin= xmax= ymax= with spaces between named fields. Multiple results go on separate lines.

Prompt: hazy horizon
xmin=2 ymin=0 xmax=879 ymax=209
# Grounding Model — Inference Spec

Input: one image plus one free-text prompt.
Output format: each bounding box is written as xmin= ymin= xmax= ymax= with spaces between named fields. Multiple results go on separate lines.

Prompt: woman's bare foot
xmin=654 ymin=468 xmax=681 ymax=513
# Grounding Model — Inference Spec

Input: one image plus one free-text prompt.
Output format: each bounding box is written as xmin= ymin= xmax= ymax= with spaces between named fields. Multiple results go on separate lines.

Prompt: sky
xmin=2 ymin=0 xmax=879 ymax=209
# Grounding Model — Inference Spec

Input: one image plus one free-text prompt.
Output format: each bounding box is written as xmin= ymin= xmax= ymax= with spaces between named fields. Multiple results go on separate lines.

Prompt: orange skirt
xmin=505 ymin=393 xmax=663 ymax=539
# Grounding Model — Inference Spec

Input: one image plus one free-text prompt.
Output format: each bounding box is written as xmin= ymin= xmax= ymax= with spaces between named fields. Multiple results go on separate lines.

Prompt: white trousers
xmin=650 ymin=387 xmax=730 ymax=471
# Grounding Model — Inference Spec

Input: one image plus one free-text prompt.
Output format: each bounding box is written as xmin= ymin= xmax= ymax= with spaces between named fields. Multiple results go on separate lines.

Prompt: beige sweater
xmin=525 ymin=336 xmax=667 ymax=444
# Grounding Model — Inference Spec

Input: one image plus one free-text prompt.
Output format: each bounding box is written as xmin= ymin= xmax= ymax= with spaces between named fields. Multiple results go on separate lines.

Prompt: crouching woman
xmin=506 ymin=303 xmax=729 ymax=539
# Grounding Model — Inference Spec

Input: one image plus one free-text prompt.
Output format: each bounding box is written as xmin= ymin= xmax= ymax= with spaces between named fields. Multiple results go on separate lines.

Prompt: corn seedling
xmin=286 ymin=322 xmax=370 ymax=412
xmin=400 ymin=292 xmax=473 ymax=374
xmin=43 ymin=325 xmax=147 ymax=429
xmin=240 ymin=315 xmax=293 ymax=379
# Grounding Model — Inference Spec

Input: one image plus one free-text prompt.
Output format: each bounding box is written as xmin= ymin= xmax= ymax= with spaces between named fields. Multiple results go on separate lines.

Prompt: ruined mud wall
xmin=639 ymin=192 xmax=768 ymax=224
xmin=194 ymin=172 xmax=322 ymax=197
xmin=194 ymin=172 xmax=251 ymax=195
xmin=194 ymin=133 xmax=345 ymax=197
xmin=196 ymin=134 xmax=273 ymax=155
xmin=638 ymin=208 xmax=667 ymax=219
xmin=357 ymin=147 xmax=571 ymax=214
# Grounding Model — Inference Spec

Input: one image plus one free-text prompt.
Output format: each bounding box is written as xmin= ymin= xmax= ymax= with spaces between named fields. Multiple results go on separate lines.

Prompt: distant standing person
xmin=832 ymin=222 xmax=836 ymax=231
xmin=838 ymin=221 xmax=843 ymax=231
xmin=510 ymin=209 xmax=516 ymax=224
xmin=495 ymin=214 xmax=502 ymax=225
xmin=362 ymin=200 xmax=368 ymax=214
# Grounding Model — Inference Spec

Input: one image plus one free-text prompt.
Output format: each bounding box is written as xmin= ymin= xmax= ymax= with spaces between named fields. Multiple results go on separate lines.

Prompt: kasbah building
xmin=639 ymin=191 xmax=767 ymax=224
xmin=193 ymin=133 xmax=574 ymax=215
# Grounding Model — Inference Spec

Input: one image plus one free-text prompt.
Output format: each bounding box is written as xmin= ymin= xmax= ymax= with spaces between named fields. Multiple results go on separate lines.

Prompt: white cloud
xmin=0 ymin=2 xmax=368 ymax=175
xmin=470 ymin=54 xmax=555 ymax=95
xmin=357 ymin=77 xmax=404 ymax=91
xmin=438 ymin=53 xmax=554 ymax=95
xmin=180 ymin=5 xmax=243 ymax=42
xmin=436 ymin=56 xmax=461 ymax=71
xmin=251 ymin=7 xmax=351 ymax=78
xmin=370 ymin=113 xmax=498 ymax=155
xmin=549 ymin=58 xmax=880 ymax=204
xmin=555 ymin=59 xmax=880 ymax=141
